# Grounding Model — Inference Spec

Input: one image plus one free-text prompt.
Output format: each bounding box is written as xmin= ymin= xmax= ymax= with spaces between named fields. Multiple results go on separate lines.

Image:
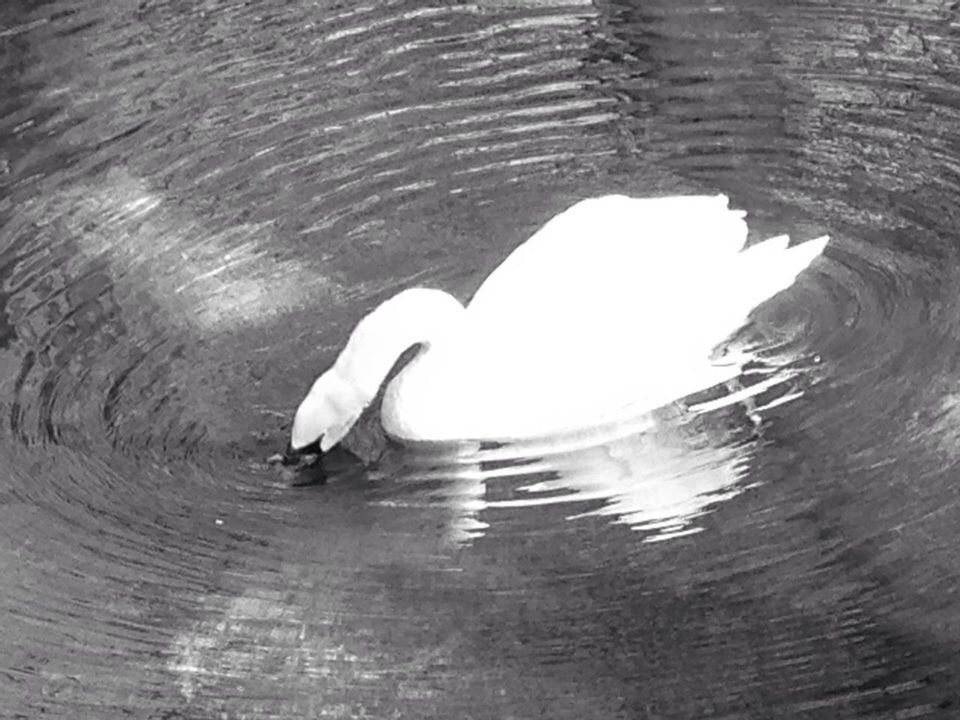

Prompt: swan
xmin=289 ymin=195 xmax=827 ymax=454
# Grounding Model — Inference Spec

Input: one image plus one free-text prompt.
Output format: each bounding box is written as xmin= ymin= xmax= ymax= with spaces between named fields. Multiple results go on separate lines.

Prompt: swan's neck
xmin=333 ymin=287 xmax=465 ymax=404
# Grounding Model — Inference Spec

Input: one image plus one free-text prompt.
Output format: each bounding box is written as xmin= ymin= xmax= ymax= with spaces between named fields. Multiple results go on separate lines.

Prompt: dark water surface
xmin=4 ymin=0 xmax=960 ymax=717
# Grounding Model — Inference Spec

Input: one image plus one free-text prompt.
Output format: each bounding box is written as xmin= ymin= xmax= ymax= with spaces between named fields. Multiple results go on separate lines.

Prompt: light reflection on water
xmin=370 ymin=379 xmax=770 ymax=544
xmin=4 ymin=0 xmax=960 ymax=717
xmin=377 ymin=416 xmax=756 ymax=544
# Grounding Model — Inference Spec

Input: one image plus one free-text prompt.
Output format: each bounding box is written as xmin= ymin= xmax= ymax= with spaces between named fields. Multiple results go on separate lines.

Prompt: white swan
xmin=290 ymin=195 xmax=827 ymax=452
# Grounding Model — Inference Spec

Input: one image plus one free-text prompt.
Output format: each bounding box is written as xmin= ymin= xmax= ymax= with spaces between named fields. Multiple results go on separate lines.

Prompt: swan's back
xmin=386 ymin=195 xmax=827 ymax=441
xmin=466 ymin=194 xmax=824 ymax=360
xmin=469 ymin=195 xmax=745 ymax=318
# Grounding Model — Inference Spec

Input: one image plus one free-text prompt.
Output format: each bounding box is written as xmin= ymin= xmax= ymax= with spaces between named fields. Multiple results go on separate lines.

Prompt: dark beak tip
xmin=283 ymin=437 xmax=325 ymax=465
xmin=281 ymin=441 xmax=301 ymax=466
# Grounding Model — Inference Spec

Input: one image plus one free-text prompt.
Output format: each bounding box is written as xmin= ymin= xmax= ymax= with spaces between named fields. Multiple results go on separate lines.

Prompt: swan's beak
xmin=282 ymin=438 xmax=323 ymax=465
xmin=278 ymin=439 xmax=328 ymax=486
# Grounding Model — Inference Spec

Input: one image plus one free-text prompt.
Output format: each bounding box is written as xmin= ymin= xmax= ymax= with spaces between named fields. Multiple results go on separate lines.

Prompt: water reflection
xmin=369 ymin=354 xmax=823 ymax=545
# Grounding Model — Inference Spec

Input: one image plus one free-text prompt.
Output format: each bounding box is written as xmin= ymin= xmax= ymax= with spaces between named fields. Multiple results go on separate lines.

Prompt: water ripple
xmin=4 ymin=0 xmax=960 ymax=716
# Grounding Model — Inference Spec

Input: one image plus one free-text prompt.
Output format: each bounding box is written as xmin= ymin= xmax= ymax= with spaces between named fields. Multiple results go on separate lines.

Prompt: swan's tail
xmin=733 ymin=234 xmax=828 ymax=313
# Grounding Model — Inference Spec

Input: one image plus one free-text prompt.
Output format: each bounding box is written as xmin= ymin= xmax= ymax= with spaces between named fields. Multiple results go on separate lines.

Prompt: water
xmin=3 ymin=0 xmax=960 ymax=717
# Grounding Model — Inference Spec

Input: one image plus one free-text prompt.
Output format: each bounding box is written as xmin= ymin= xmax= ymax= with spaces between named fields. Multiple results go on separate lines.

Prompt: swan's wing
xmin=467 ymin=195 xmax=746 ymax=316
xmin=465 ymin=195 xmax=750 ymax=345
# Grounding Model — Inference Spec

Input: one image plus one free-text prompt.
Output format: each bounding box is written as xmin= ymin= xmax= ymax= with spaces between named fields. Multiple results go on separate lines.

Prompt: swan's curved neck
xmin=333 ymin=287 xmax=466 ymax=403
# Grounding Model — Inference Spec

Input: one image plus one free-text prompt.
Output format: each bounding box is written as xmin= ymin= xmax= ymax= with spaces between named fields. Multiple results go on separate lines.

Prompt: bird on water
xmin=285 ymin=194 xmax=828 ymax=466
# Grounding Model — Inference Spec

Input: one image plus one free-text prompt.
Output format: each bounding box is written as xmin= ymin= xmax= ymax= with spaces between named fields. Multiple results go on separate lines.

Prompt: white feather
xmin=290 ymin=195 xmax=827 ymax=449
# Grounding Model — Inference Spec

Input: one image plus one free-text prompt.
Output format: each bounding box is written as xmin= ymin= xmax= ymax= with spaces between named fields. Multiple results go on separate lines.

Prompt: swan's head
xmin=290 ymin=369 xmax=365 ymax=453
xmin=288 ymin=288 xmax=466 ymax=456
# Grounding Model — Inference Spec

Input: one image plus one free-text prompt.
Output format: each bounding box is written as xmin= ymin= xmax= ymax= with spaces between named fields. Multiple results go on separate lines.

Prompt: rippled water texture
xmin=4 ymin=0 xmax=960 ymax=717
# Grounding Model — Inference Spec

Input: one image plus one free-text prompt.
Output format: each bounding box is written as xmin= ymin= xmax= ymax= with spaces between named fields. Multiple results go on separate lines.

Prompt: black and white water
xmin=3 ymin=1 xmax=960 ymax=717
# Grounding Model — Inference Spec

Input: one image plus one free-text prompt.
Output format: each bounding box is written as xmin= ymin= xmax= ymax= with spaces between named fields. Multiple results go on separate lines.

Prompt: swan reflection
xmin=368 ymin=380 xmax=790 ymax=543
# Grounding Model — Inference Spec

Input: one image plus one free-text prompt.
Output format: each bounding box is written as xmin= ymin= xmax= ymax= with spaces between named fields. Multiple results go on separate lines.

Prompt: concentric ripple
xmin=5 ymin=0 xmax=960 ymax=717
